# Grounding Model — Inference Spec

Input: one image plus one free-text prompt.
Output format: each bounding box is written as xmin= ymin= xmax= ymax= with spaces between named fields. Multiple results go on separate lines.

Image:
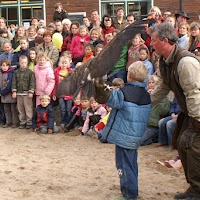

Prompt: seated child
xmin=78 ymin=96 xmax=91 ymax=132
xmin=32 ymin=95 xmax=60 ymax=134
xmin=64 ymin=96 xmax=82 ymax=132
xmin=81 ymin=97 xmax=107 ymax=136
xmin=147 ymin=75 xmax=159 ymax=94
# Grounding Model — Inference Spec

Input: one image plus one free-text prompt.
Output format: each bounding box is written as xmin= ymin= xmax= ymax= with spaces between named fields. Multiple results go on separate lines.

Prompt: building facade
xmin=0 ymin=0 xmax=199 ymax=26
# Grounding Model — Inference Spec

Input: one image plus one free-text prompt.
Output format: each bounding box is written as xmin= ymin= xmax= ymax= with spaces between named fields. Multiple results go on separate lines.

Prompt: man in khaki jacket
xmin=149 ymin=22 xmax=200 ymax=200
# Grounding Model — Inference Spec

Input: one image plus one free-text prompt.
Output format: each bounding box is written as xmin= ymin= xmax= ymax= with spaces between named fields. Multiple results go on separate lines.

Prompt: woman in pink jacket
xmin=70 ymin=25 xmax=90 ymax=64
xmin=34 ymin=52 xmax=55 ymax=107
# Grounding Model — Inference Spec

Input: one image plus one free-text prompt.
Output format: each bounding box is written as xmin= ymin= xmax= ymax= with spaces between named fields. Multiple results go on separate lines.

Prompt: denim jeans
xmin=158 ymin=116 xmax=172 ymax=145
xmin=39 ymin=125 xmax=60 ymax=134
xmin=59 ymin=98 xmax=73 ymax=125
xmin=166 ymin=118 xmax=177 ymax=145
xmin=108 ymin=68 xmax=127 ymax=83
xmin=140 ymin=127 xmax=159 ymax=145
xmin=116 ymin=145 xmax=138 ymax=199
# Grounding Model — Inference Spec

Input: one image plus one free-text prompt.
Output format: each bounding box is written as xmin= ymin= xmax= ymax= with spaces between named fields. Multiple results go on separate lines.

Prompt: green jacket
xmin=12 ymin=68 xmax=35 ymax=94
xmin=111 ymin=44 xmax=128 ymax=72
xmin=147 ymin=97 xmax=170 ymax=127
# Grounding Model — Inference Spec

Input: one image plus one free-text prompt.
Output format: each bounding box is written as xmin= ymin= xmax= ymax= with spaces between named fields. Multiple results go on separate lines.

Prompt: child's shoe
xmin=26 ymin=125 xmax=32 ymax=129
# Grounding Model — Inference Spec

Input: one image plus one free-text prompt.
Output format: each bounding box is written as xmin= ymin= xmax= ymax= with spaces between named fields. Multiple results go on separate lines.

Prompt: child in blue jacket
xmin=98 ymin=61 xmax=151 ymax=200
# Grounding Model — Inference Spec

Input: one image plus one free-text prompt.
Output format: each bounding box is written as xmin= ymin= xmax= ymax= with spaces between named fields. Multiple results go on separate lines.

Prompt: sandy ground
xmin=0 ymin=127 xmax=188 ymax=200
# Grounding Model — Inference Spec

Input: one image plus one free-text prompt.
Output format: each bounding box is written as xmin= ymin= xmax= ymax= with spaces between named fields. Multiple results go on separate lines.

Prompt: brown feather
xmin=56 ymin=20 xmax=146 ymax=98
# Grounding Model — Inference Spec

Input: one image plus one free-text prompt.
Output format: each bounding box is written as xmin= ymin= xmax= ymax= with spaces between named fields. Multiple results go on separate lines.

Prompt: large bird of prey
xmin=56 ymin=20 xmax=146 ymax=102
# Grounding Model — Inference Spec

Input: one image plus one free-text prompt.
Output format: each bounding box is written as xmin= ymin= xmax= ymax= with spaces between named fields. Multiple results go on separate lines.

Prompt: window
xmin=0 ymin=0 xmax=44 ymax=25
xmin=101 ymin=0 xmax=152 ymax=19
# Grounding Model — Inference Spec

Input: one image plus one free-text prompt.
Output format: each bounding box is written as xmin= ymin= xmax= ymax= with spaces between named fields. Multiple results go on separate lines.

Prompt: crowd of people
xmin=0 ymin=2 xmax=200 ymax=200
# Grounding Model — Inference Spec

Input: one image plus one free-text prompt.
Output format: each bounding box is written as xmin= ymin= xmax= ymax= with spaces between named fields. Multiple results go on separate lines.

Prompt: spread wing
xmin=56 ymin=20 xmax=145 ymax=98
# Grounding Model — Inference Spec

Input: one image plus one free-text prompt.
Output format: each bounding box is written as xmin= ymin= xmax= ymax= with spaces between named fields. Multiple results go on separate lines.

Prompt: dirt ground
xmin=0 ymin=127 xmax=188 ymax=200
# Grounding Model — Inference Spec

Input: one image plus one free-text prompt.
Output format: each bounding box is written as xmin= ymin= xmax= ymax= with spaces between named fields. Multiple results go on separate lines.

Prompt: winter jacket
xmin=0 ymin=52 xmax=14 ymax=62
xmin=61 ymin=34 xmax=78 ymax=53
xmin=147 ymin=97 xmax=170 ymax=127
xmin=82 ymin=105 xmax=107 ymax=134
xmin=11 ymin=48 xmax=29 ymax=68
xmin=90 ymin=39 xmax=103 ymax=48
xmin=52 ymin=66 xmax=72 ymax=100
xmin=53 ymin=10 xmax=68 ymax=21
xmin=12 ymin=68 xmax=35 ymax=94
xmin=34 ymin=61 xmax=55 ymax=96
xmin=32 ymin=104 xmax=55 ymax=129
xmin=37 ymin=43 xmax=59 ymax=68
xmin=0 ymin=67 xmax=16 ymax=103
xmin=70 ymin=35 xmax=90 ymax=59
xmin=101 ymin=82 xmax=151 ymax=149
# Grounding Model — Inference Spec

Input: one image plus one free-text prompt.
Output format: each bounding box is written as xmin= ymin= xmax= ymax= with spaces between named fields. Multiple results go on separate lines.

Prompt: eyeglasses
xmin=104 ymin=18 xmax=111 ymax=22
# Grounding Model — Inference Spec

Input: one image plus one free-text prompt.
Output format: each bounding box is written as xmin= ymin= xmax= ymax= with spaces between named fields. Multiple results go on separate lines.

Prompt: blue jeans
xmin=59 ymin=98 xmax=73 ymax=125
xmin=116 ymin=145 xmax=138 ymax=199
xmin=166 ymin=118 xmax=177 ymax=145
xmin=158 ymin=116 xmax=172 ymax=145
xmin=39 ymin=125 xmax=60 ymax=134
xmin=108 ymin=68 xmax=127 ymax=83
xmin=140 ymin=127 xmax=159 ymax=145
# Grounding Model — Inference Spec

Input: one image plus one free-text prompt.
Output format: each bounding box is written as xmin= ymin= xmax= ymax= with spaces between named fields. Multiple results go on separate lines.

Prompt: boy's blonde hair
xmin=59 ymin=56 xmax=70 ymax=66
xmin=128 ymin=61 xmax=147 ymax=82
xmin=19 ymin=55 xmax=28 ymax=62
xmin=39 ymin=94 xmax=51 ymax=101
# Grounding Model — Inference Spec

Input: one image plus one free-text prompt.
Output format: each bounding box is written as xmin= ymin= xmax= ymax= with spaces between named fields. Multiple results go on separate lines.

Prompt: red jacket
xmin=52 ymin=66 xmax=72 ymax=100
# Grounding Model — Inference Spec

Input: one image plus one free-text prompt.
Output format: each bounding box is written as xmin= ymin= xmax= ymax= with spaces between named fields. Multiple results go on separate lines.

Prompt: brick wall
xmin=45 ymin=0 xmax=200 ymax=24
xmin=154 ymin=0 xmax=200 ymax=22
xmin=45 ymin=0 xmax=99 ymax=24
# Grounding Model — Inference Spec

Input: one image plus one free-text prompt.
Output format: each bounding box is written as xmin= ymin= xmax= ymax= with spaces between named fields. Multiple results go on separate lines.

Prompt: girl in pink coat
xmin=70 ymin=25 xmax=90 ymax=64
xmin=34 ymin=52 xmax=55 ymax=106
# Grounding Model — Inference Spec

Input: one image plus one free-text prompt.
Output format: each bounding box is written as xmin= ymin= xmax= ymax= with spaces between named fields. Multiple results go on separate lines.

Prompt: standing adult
xmin=88 ymin=9 xmax=101 ymax=31
xmin=62 ymin=18 xmax=71 ymax=39
xmin=126 ymin=14 xmax=135 ymax=26
xmin=37 ymin=31 xmax=59 ymax=68
xmin=175 ymin=11 xmax=189 ymax=27
xmin=188 ymin=21 xmax=200 ymax=56
xmin=113 ymin=7 xmax=126 ymax=31
xmin=61 ymin=21 xmax=80 ymax=54
xmin=149 ymin=22 xmax=200 ymax=200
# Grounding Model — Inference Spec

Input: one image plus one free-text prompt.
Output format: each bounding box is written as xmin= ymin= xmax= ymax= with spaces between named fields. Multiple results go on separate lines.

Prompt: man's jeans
xmin=116 ymin=145 xmax=138 ymax=199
